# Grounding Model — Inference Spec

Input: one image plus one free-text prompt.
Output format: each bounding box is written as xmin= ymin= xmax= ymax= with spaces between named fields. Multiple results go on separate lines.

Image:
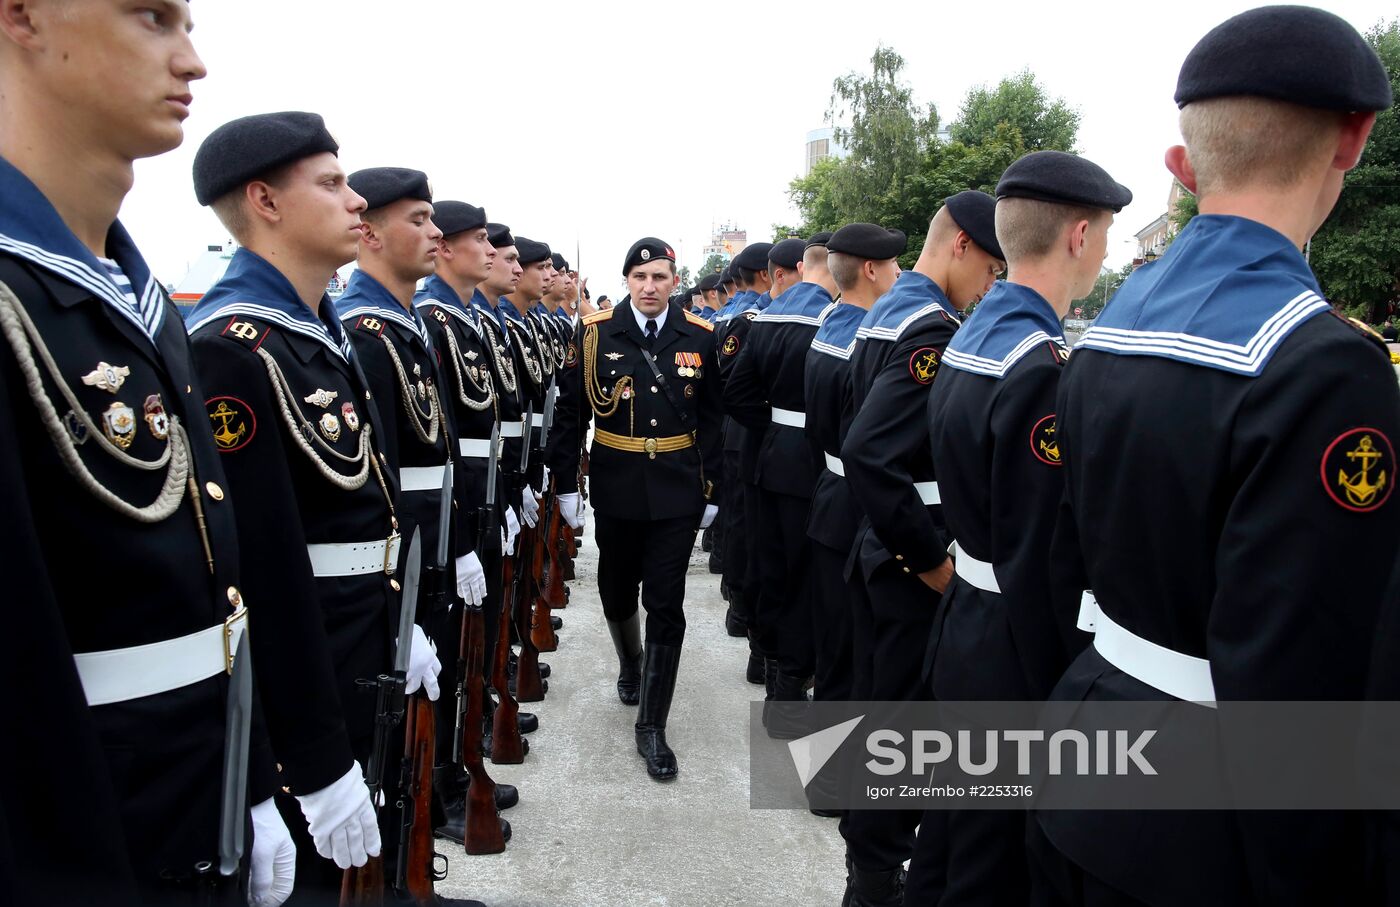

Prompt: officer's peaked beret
xmin=995 ymin=151 xmax=1132 ymax=213
xmin=193 ymin=111 xmax=339 ymax=206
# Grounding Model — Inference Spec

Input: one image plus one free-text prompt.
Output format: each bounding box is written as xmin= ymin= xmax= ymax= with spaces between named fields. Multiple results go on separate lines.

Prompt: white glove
xmin=455 ymin=551 xmax=487 ymax=606
xmin=541 ymin=464 xmax=551 ymax=488
xmin=503 ymin=506 xmax=520 ymax=554
xmin=294 ymin=762 xmax=381 ymax=870
xmin=248 ymin=798 xmax=296 ymax=907
xmin=520 ymin=486 xmax=541 ymax=528
xmin=700 ymin=504 xmax=718 ymax=530
xmin=557 ymin=492 xmax=585 ymax=531
xmin=403 ymin=623 xmax=441 ymax=700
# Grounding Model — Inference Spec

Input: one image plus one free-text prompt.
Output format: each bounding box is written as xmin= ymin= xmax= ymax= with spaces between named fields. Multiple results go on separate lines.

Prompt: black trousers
xmin=840 ymin=562 xmax=943 ymax=874
xmin=752 ymin=489 xmax=815 ymax=676
xmin=811 ymin=540 xmax=854 ymax=702
xmin=720 ymin=451 xmax=748 ymax=617
xmin=740 ymin=480 xmax=771 ymax=657
xmin=594 ymin=513 xmax=698 ymax=647
xmin=1027 ymin=818 xmax=1150 ymax=907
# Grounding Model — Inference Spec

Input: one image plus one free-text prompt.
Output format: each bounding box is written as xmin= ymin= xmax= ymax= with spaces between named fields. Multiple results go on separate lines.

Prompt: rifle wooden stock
xmin=340 ymin=854 xmax=385 ymax=907
xmin=461 ymin=603 xmax=505 ymax=854
xmin=561 ymin=522 xmax=577 ymax=582
xmin=490 ymin=555 xmax=525 ymax=764
xmin=530 ymin=499 xmax=564 ymax=653
xmin=399 ymin=694 xmax=437 ymax=904
xmin=513 ymin=524 xmax=546 ymax=702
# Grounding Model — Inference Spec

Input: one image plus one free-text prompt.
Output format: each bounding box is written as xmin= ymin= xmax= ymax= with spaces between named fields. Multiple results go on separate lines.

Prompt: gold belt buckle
xmin=383 ymin=531 xmax=401 ymax=576
xmin=223 ymin=607 xmax=248 ymax=675
xmin=644 ymin=437 xmax=658 ymax=459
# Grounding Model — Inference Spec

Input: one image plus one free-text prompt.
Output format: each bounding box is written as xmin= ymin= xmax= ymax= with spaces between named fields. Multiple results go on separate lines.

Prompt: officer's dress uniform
xmin=1032 ymin=215 xmax=1400 ymax=906
xmin=0 ymin=158 xmax=249 ymax=905
xmin=724 ymin=281 xmax=838 ymax=695
xmin=714 ymin=289 xmax=757 ymax=630
xmin=840 ymin=269 xmax=959 ymax=887
xmin=498 ymin=301 xmax=551 ymax=496
xmin=188 ymin=248 xmax=400 ymax=893
xmin=925 ymin=281 xmax=1086 ymax=903
xmin=803 ymin=300 xmax=867 ymax=705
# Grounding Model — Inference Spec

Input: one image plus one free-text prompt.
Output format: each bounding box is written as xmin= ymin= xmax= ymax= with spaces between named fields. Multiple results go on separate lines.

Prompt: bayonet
xmin=216 ymin=631 xmax=252 ymax=877
xmin=434 ymin=460 xmax=453 ymax=571
xmin=394 ymin=528 xmax=424 ymax=677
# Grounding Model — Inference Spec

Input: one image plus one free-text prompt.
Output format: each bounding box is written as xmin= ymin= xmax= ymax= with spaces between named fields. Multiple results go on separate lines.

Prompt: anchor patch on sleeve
xmin=909 ymin=347 xmax=940 ymax=385
xmin=207 ymin=396 xmax=255 ymax=452
xmin=1030 ymin=414 xmax=1061 ymax=466
xmin=1322 ymin=427 xmax=1393 ymax=512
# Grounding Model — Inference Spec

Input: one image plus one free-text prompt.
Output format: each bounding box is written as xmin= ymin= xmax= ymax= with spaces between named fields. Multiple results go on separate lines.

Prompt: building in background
xmin=1133 ymin=181 xmax=1189 ymax=265
xmin=805 ymin=126 xmax=849 ymax=175
xmin=170 ymin=241 xmax=346 ymax=315
xmin=704 ymin=224 xmax=748 ymax=260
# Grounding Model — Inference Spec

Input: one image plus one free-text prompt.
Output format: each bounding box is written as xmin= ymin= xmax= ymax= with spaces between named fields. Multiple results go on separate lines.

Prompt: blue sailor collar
xmin=811 ymin=301 xmax=867 ymax=360
xmin=759 ymin=281 xmax=836 ymax=325
xmin=187 ymin=247 xmax=351 ymax=360
xmin=857 ymin=270 xmax=954 ymax=341
xmin=0 ymin=154 xmax=166 ymax=343
xmin=413 ymin=274 xmax=478 ymax=327
xmin=473 ymin=290 xmax=510 ymax=341
xmin=1078 ymin=215 xmax=1329 ymax=377
xmin=500 ymin=299 xmax=529 ymax=325
xmin=336 ymin=269 xmax=432 ymax=347
xmin=552 ymin=306 xmax=574 ymax=324
xmin=943 ymin=282 xmax=1065 ymax=378
xmin=531 ymin=302 xmax=550 ymax=317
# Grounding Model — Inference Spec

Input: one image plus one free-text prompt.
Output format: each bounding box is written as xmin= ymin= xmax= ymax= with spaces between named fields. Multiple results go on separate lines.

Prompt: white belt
xmin=74 ymin=610 xmax=248 ymax=707
xmin=824 ymin=452 xmax=844 ymax=477
xmin=459 ymin=437 xmax=493 ymax=459
xmin=951 ymin=542 xmax=1000 ymax=594
xmin=914 ymin=481 xmax=941 ymax=505
xmin=400 ymin=464 xmax=448 ymax=492
xmin=307 ymin=535 xmax=402 ymax=577
xmin=1081 ymin=593 xmax=1217 ymax=706
xmin=499 ymin=421 xmax=524 ymax=439
xmin=529 ymin=412 xmax=546 ymax=429
xmin=771 ymin=407 xmax=806 ymax=428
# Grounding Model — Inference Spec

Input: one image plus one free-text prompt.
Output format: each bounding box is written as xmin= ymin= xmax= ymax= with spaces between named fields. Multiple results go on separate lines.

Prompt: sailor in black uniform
xmin=1031 ymin=8 xmax=1399 ymax=905
xmin=837 ymin=201 xmax=1004 ymax=907
xmin=927 ymin=165 xmax=1129 ymax=903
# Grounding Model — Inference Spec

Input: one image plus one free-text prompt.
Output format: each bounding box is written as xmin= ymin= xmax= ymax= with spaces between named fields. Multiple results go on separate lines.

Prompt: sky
xmin=122 ymin=0 xmax=1397 ymax=301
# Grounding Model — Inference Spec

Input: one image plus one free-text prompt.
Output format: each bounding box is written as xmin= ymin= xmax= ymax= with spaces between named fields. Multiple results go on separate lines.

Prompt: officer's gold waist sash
xmin=594 ymin=428 xmax=694 ymax=458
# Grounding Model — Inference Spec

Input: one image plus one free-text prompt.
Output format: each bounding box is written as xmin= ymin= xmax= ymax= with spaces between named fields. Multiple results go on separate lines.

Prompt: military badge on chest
xmin=675 ymin=351 xmax=702 ymax=378
xmin=143 ymin=394 xmax=169 ymax=441
xmin=342 ymin=402 xmax=361 ymax=432
xmin=319 ymin=412 xmax=342 ymax=442
xmin=102 ymin=401 xmax=137 ymax=449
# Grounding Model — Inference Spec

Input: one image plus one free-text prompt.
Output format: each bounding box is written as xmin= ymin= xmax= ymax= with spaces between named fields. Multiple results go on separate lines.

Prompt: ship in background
xmin=168 ymin=241 xmax=347 ymax=316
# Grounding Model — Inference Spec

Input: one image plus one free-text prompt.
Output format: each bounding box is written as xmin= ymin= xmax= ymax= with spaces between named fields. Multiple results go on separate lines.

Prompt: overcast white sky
xmin=122 ymin=0 xmax=1396 ymax=300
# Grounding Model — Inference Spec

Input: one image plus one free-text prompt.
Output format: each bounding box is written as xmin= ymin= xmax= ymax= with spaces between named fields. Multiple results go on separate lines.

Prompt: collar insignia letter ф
xmin=1323 ymin=428 xmax=1395 ymax=512
xmin=304 ymin=388 xmax=339 ymax=408
xmin=81 ymin=361 xmax=130 ymax=394
xmin=101 ymin=401 xmax=137 ymax=450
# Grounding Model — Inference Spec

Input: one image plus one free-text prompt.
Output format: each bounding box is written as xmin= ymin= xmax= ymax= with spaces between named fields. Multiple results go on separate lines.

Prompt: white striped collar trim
xmin=187 ymin=301 xmax=351 ymax=360
xmin=856 ymin=300 xmax=952 ymax=341
xmin=415 ymin=297 xmax=482 ymax=334
xmin=1077 ymin=290 xmax=1328 ymax=376
xmin=340 ymin=303 xmax=431 ymax=347
xmin=943 ymin=331 xmax=1063 ymax=378
xmin=0 ymin=232 xmax=165 ymax=342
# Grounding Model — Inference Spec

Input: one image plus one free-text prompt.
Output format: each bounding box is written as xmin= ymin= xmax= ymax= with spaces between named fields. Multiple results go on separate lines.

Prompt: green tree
xmin=696 ymin=253 xmax=727 ymax=280
xmin=950 ymin=70 xmax=1081 ymax=153
xmin=1071 ymin=262 xmax=1136 ymax=319
xmin=676 ymin=265 xmax=693 ymax=291
xmin=1311 ymin=19 xmax=1400 ymax=323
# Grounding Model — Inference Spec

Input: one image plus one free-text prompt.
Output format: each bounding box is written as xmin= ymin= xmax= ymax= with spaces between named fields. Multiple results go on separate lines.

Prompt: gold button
xmin=227 ymin=586 xmax=242 ymax=607
xmin=895 ymin=554 xmax=904 ymax=561
xmin=390 ymin=579 xmax=402 ymax=592
xmin=186 ymin=384 xmax=192 ymax=394
xmin=365 ymin=390 xmax=373 ymax=400
xmin=276 ymin=763 xmax=283 ymax=773
xmin=903 ymin=567 xmax=911 ymax=574
xmin=651 ymin=386 xmax=658 ymax=393
xmin=650 ymin=419 xmax=658 ymax=427
xmin=205 ymin=481 xmax=224 ymax=501
xmin=281 ymin=786 xmax=291 ymax=794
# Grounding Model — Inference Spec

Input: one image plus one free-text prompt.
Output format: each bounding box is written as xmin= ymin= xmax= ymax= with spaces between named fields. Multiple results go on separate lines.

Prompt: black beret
xmin=550 ymin=252 xmax=570 ymax=272
xmin=769 ymin=238 xmax=806 ymax=270
xmin=347 ymin=167 xmax=432 ymax=212
xmin=698 ymin=273 xmax=722 ymax=292
xmin=622 ymin=237 xmax=676 ymax=275
xmin=719 ymin=266 xmax=734 ymax=284
xmin=487 ymin=223 xmax=515 ymax=248
xmin=514 ymin=237 xmax=551 ymax=266
xmin=943 ymin=191 xmax=1004 ymax=262
xmin=432 ymin=201 xmax=487 ymax=237
xmin=689 ymin=285 xmax=704 ymax=297
xmin=805 ymin=231 xmax=834 ymax=249
xmin=193 ymin=111 xmax=339 ymax=206
xmin=995 ymin=151 xmax=1133 ymax=213
xmin=825 ymin=223 xmax=907 ymax=261
xmin=731 ymin=242 xmax=774 ymax=272
xmin=1176 ymin=6 xmax=1392 ymax=112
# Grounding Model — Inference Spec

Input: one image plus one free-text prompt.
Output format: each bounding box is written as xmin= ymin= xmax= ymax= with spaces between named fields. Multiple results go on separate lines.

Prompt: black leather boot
xmin=707 ymin=546 xmax=723 ymax=575
xmin=434 ymin=778 xmax=520 ymax=843
xmin=507 ymin=650 xmax=551 ymax=679
xmin=761 ymin=657 xmax=777 ymax=727
xmin=746 ymin=652 xmax=765 ymax=684
xmin=634 ymin=642 xmax=682 ymax=781
xmin=724 ymin=606 xmax=747 ymax=637
xmin=700 ymin=525 xmax=714 ymax=552
xmin=550 ymin=615 xmax=563 ymax=631
xmin=766 ymin=671 xmax=812 ymax=741
xmin=432 ymin=765 xmax=467 ymax=842
xmin=849 ymin=865 xmax=905 ymax=907
xmin=607 ymin=613 xmax=643 ymax=705
xmin=518 ymin=711 xmax=539 ymax=735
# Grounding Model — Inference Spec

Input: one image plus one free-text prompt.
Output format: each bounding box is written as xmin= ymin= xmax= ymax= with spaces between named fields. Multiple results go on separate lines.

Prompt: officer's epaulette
xmin=684 ymin=310 xmax=715 ymax=332
xmin=217 ymin=315 xmax=272 ymax=351
xmin=582 ymin=309 xmax=613 ymax=326
xmin=1332 ymin=311 xmax=1389 ymax=355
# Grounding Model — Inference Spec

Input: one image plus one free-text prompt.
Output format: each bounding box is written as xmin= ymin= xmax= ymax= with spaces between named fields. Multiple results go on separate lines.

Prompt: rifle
xmin=342 ymin=527 xmax=423 ymax=905
xmin=456 ymin=425 xmax=506 ymax=853
xmin=513 ymin=392 xmax=551 ymax=702
xmin=489 ymin=408 xmax=529 ymax=765
xmin=393 ymin=466 xmax=454 ymax=900
xmin=530 ymin=480 xmax=564 ymax=654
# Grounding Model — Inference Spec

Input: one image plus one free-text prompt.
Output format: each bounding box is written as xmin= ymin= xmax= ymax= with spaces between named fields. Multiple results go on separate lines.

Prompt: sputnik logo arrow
xmin=787 ymin=715 xmax=864 ymax=788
